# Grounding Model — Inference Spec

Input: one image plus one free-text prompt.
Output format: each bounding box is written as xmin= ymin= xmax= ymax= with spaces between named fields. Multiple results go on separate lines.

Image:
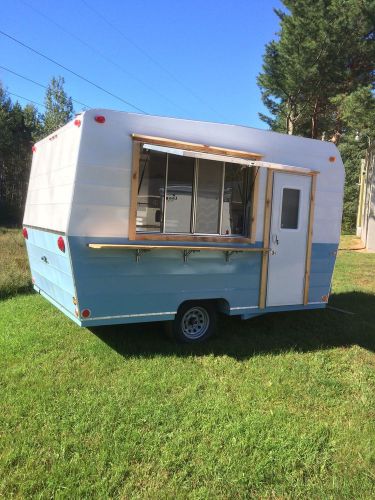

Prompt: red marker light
xmin=22 ymin=227 xmax=28 ymax=239
xmin=32 ymin=146 xmax=36 ymax=153
xmin=94 ymin=115 xmax=106 ymax=124
xmin=74 ymin=119 xmax=81 ymax=127
xmin=81 ymin=308 xmax=91 ymax=318
xmin=57 ymin=236 xmax=65 ymax=253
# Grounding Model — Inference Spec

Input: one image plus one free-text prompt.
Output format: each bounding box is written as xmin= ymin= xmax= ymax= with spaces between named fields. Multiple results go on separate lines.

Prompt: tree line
xmin=0 ymin=77 xmax=74 ymax=225
xmin=257 ymin=0 xmax=375 ymax=232
xmin=1 ymin=1 xmax=374 ymax=231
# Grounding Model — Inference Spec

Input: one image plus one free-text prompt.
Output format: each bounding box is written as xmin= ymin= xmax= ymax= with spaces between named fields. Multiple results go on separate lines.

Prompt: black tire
xmin=170 ymin=301 xmax=217 ymax=343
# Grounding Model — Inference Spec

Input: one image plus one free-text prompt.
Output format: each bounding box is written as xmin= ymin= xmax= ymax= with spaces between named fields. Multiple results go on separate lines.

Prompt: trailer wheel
xmin=171 ymin=302 xmax=217 ymax=343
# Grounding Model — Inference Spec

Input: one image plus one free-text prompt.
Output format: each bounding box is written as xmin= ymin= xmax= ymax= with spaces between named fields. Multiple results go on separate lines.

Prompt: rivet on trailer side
xmin=23 ymin=110 xmax=344 ymax=342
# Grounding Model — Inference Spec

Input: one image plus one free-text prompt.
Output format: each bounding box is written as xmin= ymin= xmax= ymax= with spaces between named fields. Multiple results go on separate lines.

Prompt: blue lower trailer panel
xmin=25 ymin=229 xmax=337 ymax=327
xmin=69 ymin=236 xmax=262 ymax=325
xmin=25 ymin=227 xmax=77 ymax=319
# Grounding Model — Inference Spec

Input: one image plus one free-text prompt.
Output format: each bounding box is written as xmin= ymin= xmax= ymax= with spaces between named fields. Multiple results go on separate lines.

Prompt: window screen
xmin=281 ymin=188 xmax=300 ymax=229
xmin=195 ymin=159 xmax=222 ymax=234
xmin=136 ymin=150 xmax=166 ymax=232
xmin=136 ymin=147 xmax=255 ymax=238
xmin=164 ymin=155 xmax=194 ymax=233
xmin=221 ymin=163 xmax=248 ymax=235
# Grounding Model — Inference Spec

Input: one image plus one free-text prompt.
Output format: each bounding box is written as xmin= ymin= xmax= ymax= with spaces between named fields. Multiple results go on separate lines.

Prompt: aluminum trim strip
xmin=143 ymin=143 xmax=253 ymax=166
xmin=230 ymin=306 xmax=259 ymax=310
xmin=83 ymin=311 xmax=177 ymax=321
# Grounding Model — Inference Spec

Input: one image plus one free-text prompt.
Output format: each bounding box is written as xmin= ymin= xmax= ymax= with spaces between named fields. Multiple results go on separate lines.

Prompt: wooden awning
xmin=131 ymin=134 xmax=319 ymax=175
xmin=131 ymin=134 xmax=263 ymax=161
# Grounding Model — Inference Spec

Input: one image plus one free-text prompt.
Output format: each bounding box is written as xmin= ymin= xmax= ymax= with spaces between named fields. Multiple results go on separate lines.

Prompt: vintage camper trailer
xmin=23 ymin=110 xmax=344 ymax=342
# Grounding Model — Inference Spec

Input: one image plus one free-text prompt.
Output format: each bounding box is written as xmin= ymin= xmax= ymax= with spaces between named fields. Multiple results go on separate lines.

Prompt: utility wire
xmin=7 ymin=90 xmax=46 ymax=108
xmin=0 ymin=64 xmax=91 ymax=109
xmin=0 ymin=29 xmax=147 ymax=114
xmin=19 ymin=0 xmax=191 ymax=116
xmin=80 ymin=0 xmax=228 ymax=121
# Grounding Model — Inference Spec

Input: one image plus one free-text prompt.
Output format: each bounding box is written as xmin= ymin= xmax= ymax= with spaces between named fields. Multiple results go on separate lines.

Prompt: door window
xmin=280 ymin=188 xmax=300 ymax=229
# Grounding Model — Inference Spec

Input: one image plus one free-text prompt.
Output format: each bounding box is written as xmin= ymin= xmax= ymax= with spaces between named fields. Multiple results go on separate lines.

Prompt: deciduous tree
xmin=43 ymin=76 xmax=73 ymax=136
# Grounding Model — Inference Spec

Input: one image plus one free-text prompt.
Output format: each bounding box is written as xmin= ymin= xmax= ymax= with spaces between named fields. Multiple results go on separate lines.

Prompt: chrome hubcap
xmin=181 ymin=307 xmax=210 ymax=340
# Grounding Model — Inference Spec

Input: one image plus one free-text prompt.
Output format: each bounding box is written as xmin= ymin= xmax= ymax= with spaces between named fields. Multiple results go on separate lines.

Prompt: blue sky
xmin=1 ymin=0 xmax=282 ymax=129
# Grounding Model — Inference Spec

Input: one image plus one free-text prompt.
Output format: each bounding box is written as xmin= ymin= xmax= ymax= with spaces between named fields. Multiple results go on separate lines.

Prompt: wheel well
xmin=177 ymin=298 xmax=230 ymax=315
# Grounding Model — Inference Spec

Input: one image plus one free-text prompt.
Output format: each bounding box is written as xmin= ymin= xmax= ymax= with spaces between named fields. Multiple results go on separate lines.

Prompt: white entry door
xmin=266 ymin=172 xmax=311 ymax=307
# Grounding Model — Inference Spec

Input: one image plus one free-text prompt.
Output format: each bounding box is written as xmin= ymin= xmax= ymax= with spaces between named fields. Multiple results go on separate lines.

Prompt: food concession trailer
xmin=23 ymin=110 xmax=344 ymax=342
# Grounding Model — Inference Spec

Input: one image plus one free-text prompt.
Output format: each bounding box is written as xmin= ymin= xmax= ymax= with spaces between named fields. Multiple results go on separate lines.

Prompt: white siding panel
xmin=65 ymin=109 xmax=344 ymax=242
xmin=125 ymin=113 xmax=340 ymax=172
xmin=75 ymin=113 xmax=131 ymax=169
xmin=69 ymin=113 xmax=133 ymax=237
xmin=313 ymin=187 xmax=344 ymax=243
xmin=23 ymin=121 xmax=81 ymax=232
xmin=73 ymin=183 xmax=130 ymax=207
xmin=69 ymin=205 xmax=129 ymax=237
xmin=75 ymin=164 xmax=130 ymax=188
xmin=26 ymin=184 xmax=75 ymax=206
xmin=314 ymin=217 xmax=342 ymax=243
xmin=24 ymin=204 xmax=70 ymax=232
xmin=28 ymin=167 xmax=76 ymax=190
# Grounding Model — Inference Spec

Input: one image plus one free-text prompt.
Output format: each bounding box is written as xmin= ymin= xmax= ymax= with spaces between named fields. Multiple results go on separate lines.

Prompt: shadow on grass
xmin=0 ymin=285 xmax=33 ymax=301
xmin=90 ymin=291 xmax=375 ymax=360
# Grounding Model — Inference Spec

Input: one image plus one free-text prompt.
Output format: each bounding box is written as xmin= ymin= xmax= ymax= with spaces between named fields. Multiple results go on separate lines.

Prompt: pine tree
xmin=333 ymin=86 xmax=375 ymax=232
xmin=257 ymin=0 xmax=375 ymax=139
xmin=257 ymin=0 xmax=375 ymax=233
xmin=23 ymin=104 xmax=43 ymax=143
xmin=0 ymin=85 xmax=37 ymax=223
xmin=43 ymin=76 xmax=74 ymax=136
xmin=0 ymin=84 xmax=47 ymax=224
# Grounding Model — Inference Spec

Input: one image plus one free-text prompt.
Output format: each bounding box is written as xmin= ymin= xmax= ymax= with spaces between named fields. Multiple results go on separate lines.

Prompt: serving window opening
xmin=135 ymin=145 xmax=257 ymax=241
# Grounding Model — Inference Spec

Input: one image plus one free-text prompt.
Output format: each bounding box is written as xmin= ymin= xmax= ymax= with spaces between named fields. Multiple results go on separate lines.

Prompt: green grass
xmin=1 ymin=230 xmax=374 ymax=498
xmin=0 ymin=227 xmax=32 ymax=299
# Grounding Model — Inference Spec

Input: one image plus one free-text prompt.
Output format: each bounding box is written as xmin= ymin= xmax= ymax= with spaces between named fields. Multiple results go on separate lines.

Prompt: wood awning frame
xmin=132 ymin=134 xmax=263 ymax=161
xmin=132 ymin=134 xmax=320 ymax=176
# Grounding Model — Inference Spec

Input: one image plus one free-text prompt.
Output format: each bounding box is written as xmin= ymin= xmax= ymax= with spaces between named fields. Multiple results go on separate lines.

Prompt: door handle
xmin=272 ymin=234 xmax=279 ymax=245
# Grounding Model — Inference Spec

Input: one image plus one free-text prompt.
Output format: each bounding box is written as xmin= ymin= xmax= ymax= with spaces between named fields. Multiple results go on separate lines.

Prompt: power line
xmin=7 ymin=90 xmax=46 ymax=108
xmin=19 ymin=0 xmax=191 ymax=116
xmin=0 ymin=64 xmax=91 ymax=109
xmin=0 ymin=29 xmax=147 ymax=114
xmin=0 ymin=65 xmax=45 ymax=90
xmin=80 ymin=0 xmax=228 ymax=121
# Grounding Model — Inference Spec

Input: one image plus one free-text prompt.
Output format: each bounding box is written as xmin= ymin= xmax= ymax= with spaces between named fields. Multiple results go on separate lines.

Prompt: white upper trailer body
xmin=23 ymin=109 xmax=344 ymax=342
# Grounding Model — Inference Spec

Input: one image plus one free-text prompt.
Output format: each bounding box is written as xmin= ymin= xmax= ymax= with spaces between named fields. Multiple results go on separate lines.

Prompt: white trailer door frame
xmin=266 ymin=172 xmax=312 ymax=307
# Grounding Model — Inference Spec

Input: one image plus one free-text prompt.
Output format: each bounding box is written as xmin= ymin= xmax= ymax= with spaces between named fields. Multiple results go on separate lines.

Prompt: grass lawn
xmin=0 ymin=229 xmax=374 ymax=498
